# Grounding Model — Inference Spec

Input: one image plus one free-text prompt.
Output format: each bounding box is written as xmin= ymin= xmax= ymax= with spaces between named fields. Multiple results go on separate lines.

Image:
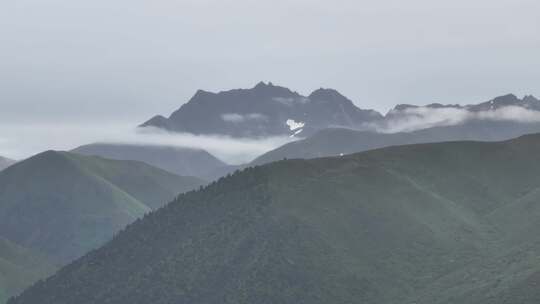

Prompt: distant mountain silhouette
xmin=252 ymin=118 xmax=540 ymax=165
xmin=141 ymin=82 xmax=382 ymax=137
xmin=141 ymin=82 xmax=540 ymax=139
xmin=73 ymin=143 xmax=226 ymax=180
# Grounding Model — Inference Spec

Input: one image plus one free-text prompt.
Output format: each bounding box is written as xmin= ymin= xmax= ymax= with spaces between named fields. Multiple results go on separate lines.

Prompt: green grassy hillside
xmin=0 ymin=237 xmax=54 ymax=304
xmin=0 ymin=151 xmax=205 ymax=264
xmin=10 ymin=135 xmax=540 ymax=304
xmin=66 ymin=152 xmax=206 ymax=210
xmin=0 ymin=151 xmax=205 ymax=304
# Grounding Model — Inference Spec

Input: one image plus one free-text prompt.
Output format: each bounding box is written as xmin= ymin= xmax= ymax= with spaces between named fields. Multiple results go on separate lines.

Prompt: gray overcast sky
xmin=1 ymin=0 xmax=540 ymax=124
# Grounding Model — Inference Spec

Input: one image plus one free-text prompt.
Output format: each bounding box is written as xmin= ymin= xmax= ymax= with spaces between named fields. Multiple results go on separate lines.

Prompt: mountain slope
xmin=72 ymin=143 xmax=226 ymax=179
xmin=0 ymin=151 xmax=205 ymax=264
xmin=252 ymin=119 xmax=540 ymax=165
xmin=11 ymin=134 xmax=540 ymax=304
xmin=140 ymin=82 xmax=382 ymax=137
xmin=0 ymin=157 xmax=15 ymax=172
xmin=0 ymin=237 xmax=54 ymax=304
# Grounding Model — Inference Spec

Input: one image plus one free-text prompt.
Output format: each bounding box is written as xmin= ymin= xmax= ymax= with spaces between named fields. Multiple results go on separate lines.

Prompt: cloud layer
xmin=3 ymin=105 xmax=540 ymax=163
xmin=221 ymin=113 xmax=267 ymax=123
xmin=371 ymin=106 xmax=540 ymax=133
xmin=0 ymin=123 xmax=296 ymax=164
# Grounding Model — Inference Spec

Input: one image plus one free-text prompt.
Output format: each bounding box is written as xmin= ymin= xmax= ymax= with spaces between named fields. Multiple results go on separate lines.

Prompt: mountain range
xmin=4 ymin=82 xmax=540 ymax=303
xmin=251 ymin=119 xmax=540 ymax=165
xmin=0 ymin=151 xmax=205 ymax=302
xmin=141 ymin=82 xmax=382 ymax=137
xmin=391 ymin=93 xmax=540 ymax=112
xmin=11 ymin=134 xmax=540 ymax=304
xmin=141 ymin=82 xmax=540 ymax=138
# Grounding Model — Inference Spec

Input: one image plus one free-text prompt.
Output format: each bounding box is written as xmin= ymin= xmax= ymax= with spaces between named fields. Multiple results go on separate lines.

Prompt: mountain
xmin=252 ymin=118 xmax=540 ymax=165
xmin=251 ymin=128 xmax=419 ymax=165
xmin=0 ymin=237 xmax=54 ymax=304
xmin=0 ymin=157 xmax=15 ymax=171
xmin=0 ymin=151 xmax=205 ymax=264
xmin=468 ymin=93 xmax=540 ymax=111
xmin=141 ymin=83 xmax=540 ymax=139
xmin=72 ymin=143 xmax=227 ymax=180
xmin=11 ymin=134 xmax=540 ymax=304
xmin=140 ymin=82 xmax=382 ymax=137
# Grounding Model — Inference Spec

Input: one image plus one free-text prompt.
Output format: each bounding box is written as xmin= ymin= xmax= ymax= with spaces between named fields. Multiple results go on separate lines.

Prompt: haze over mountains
xmin=11 ymin=134 xmax=540 ymax=304
xmin=3 ymin=84 xmax=539 ymax=169
xmin=0 ymin=151 xmax=205 ymax=301
xmin=141 ymin=82 xmax=540 ymax=139
xmin=251 ymin=119 xmax=540 ymax=165
xmin=380 ymin=93 xmax=540 ymax=133
xmin=3 ymin=82 xmax=540 ymax=304
xmin=3 ymin=0 xmax=540 ymax=301
xmin=141 ymin=82 xmax=383 ymax=138
xmin=140 ymin=83 xmax=540 ymax=173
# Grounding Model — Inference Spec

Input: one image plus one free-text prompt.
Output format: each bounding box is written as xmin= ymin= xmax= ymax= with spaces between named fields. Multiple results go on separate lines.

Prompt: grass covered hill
xmin=11 ymin=134 xmax=540 ymax=304
xmin=0 ymin=151 xmax=205 ymax=264
xmin=0 ymin=237 xmax=54 ymax=304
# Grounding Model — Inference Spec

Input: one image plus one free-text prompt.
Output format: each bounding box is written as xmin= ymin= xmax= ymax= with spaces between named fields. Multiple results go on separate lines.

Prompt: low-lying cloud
xmin=371 ymin=106 xmax=540 ymax=133
xmin=3 ymin=105 xmax=540 ymax=163
xmin=0 ymin=123 xmax=296 ymax=164
xmin=221 ymin=113 xmax=267 ymax=123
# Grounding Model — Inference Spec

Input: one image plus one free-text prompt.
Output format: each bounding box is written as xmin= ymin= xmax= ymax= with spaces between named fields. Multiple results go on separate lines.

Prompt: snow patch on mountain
xmin=289 ymin=128 xmax=304 ymax=138
xmin=286 ymin=119 xmax=305 ymax=131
